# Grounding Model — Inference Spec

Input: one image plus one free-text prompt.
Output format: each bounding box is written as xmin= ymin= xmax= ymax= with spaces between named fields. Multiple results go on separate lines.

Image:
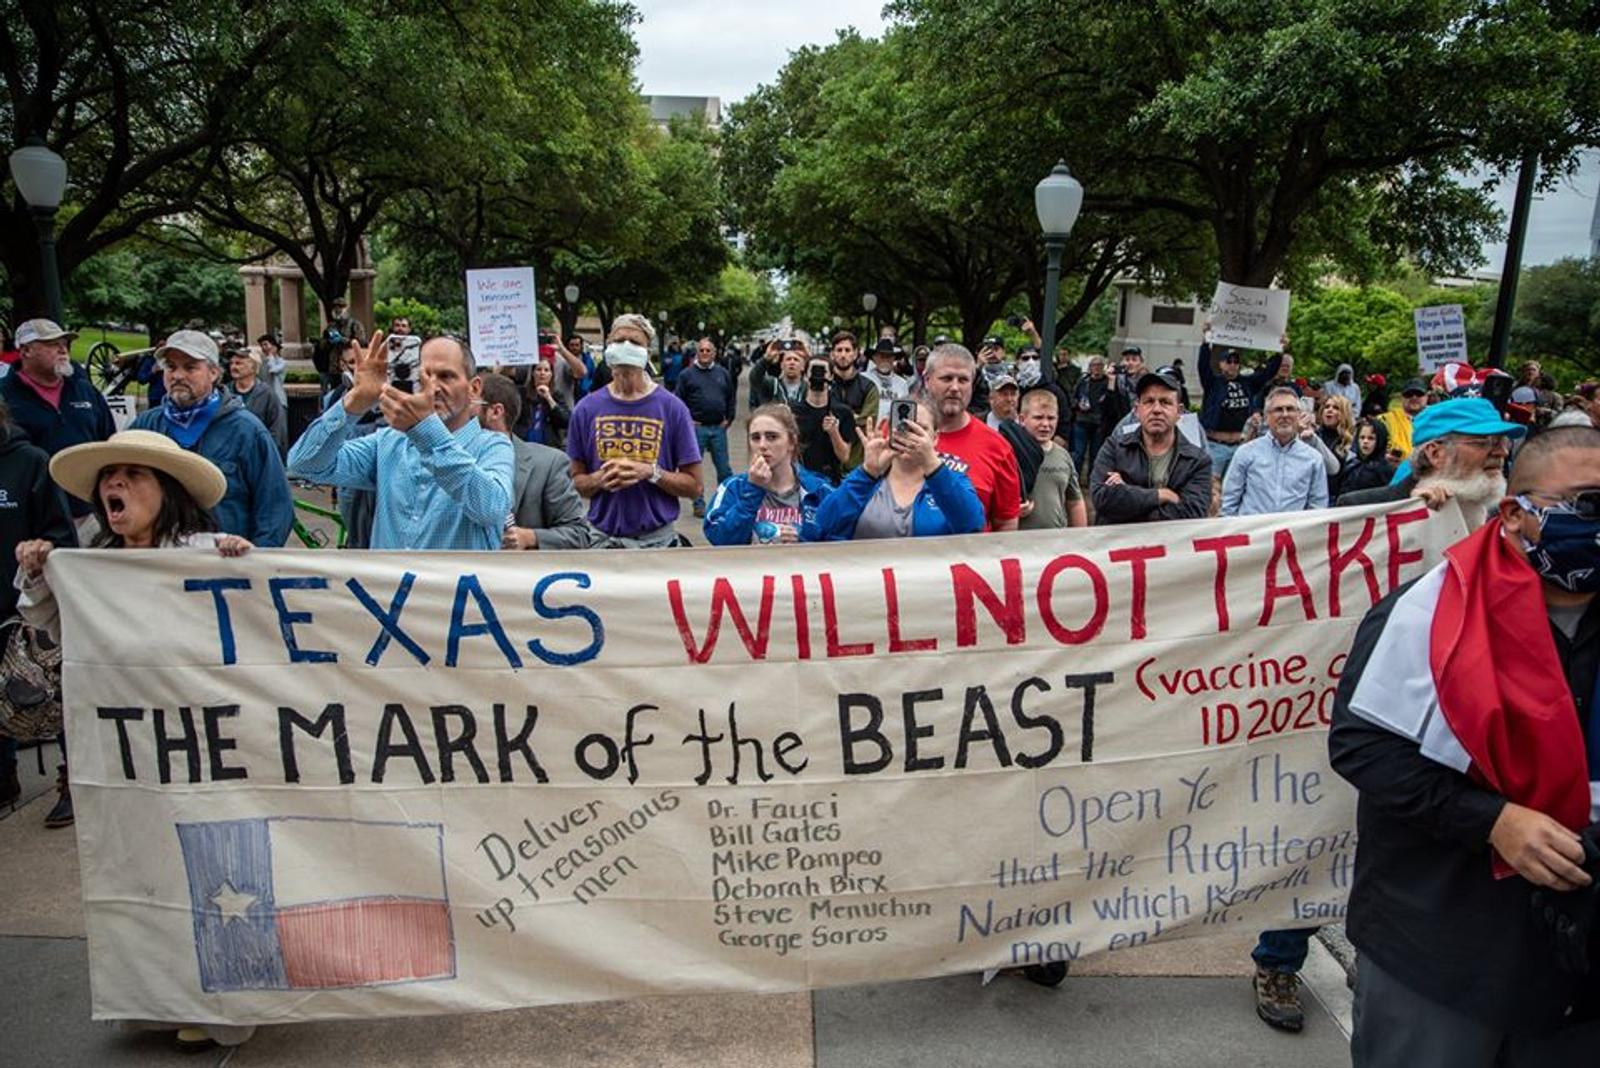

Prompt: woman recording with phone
xmin=810 ymin=397 xmax=984 ymax=540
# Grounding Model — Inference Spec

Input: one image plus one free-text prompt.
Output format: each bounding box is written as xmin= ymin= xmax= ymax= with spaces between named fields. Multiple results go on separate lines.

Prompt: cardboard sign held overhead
xmin=1413 ymin=305 xmax=1468 ymax=372
xmin=1209 ymin=282 xmax=1291 ymax=352
xmin=466 ymin=267 xmax=539 ymax=366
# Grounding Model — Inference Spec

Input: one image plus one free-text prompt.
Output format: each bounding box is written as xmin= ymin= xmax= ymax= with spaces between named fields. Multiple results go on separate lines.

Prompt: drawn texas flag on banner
xmin=175 ymin=816 xmax=456 ymax=992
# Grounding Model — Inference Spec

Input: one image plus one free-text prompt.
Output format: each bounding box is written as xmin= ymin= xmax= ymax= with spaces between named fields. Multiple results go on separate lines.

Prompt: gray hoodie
xmin=1324 ymin=363 xmax=1361 ymax=408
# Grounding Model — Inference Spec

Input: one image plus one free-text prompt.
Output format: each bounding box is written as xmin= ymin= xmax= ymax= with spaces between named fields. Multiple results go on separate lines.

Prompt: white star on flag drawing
xmin=210 ymin=880 xmax=258 ymax=924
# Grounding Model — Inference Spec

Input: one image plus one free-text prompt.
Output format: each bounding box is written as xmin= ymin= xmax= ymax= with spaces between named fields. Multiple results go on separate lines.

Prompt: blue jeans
xmin=695 ymin=424 xmax=732 ymax=501
xmin=1070 ymin=422 xmax=1097 ymax=476
xmin=1252 ymin=927 xmax=1315 ymax=973
xmin=1207 ymin=440 xmax=1240 ymax=480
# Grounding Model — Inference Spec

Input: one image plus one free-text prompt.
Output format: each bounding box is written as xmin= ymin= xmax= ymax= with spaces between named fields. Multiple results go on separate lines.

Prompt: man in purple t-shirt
xmin=567 ymin=313 xmax=702 ymax=546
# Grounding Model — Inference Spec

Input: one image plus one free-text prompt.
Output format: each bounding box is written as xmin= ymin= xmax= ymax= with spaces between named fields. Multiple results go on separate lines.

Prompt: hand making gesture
xmin=343 ymin=332 xmax=391 ymax=414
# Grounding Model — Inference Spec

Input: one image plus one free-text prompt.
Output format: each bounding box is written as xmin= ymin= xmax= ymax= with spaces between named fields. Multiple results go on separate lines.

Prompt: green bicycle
xmin=291 ymin=496 xmax=347 ymax=549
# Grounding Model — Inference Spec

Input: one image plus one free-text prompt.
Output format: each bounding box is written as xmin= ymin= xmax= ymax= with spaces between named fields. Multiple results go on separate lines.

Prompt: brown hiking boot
xmin=1253 ymin=966 xmax=1304 ymax=1032
xmin=43 ymin=764 xmax=73 ymax=829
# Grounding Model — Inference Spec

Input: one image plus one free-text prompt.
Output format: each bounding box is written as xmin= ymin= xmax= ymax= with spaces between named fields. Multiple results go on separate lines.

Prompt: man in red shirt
xmin=926 ymin=343 xmax=1022 ymax=530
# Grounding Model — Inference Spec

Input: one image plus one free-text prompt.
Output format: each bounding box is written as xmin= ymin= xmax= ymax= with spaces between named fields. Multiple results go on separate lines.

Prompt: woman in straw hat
xmin=14 ymin=430 xmax=251 ymax=638
xmin=13 ymin=429 xmax=254 ymax=1052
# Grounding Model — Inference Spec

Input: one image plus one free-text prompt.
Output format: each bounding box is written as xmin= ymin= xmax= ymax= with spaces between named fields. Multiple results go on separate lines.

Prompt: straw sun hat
xmin=49 ymin=430 xmax=227 ymax=510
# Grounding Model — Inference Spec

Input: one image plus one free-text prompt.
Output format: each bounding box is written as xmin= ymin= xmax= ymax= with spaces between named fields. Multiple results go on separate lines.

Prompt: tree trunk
xmin=6 ymin=270 xmax=48 ymax=327
xmin=958 ymin=292 xmax=1010 ymax=351
xmin=911 ymin=296 xmax=931 ymax=348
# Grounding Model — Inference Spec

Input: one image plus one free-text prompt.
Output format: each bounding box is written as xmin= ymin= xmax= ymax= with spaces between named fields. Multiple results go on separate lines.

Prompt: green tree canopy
xmin=889 ymin=0 xmax=1600 ymax=286
xmin=2 ymin=0 xmax=294 ymax=316
xmin=723 ymin=31 xmax=1212 ymax=347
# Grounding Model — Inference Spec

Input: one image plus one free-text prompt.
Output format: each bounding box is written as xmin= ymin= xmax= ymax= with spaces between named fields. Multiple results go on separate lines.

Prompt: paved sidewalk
xmin=1 ymin=777 xmax=1349 ymax=1068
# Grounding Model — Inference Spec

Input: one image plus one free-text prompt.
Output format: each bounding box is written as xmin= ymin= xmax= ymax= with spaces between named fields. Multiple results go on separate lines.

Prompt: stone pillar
xmin=278 ymin=276 xmax=305 ymax=355
xmin=240 ymin=269 xmax=269 ymax=344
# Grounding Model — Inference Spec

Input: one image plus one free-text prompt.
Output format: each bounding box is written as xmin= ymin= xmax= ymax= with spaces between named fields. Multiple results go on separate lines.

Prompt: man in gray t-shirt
xmin=1018 ymin=390 xmax=1086 ymax=528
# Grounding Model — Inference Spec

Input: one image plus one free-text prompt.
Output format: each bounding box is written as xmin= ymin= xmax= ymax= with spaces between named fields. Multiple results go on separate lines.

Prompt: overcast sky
xmin=631 ymin=2 xmax=1598 ymax=269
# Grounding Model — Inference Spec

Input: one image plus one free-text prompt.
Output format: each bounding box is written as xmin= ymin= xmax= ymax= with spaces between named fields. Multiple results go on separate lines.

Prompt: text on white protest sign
xmin=1413 ymin=304 xmax=1469 ymax=372
xmin=1209 ymin=283 xmax=1291 ymax=352
xmin=465 ymin=266 xmax=539 ymax=366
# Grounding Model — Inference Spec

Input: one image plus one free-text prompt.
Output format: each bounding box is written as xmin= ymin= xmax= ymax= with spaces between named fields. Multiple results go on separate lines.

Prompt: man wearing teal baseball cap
xmin=1338 ymin=397 xmax=1525 ymax=528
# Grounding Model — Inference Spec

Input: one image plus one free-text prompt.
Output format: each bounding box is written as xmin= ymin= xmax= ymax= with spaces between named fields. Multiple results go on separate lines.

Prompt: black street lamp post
xmin=8 ymin=138 xmax=68 ymax=322
xmin=1034 ymin=160 xmax=1084 ymax=387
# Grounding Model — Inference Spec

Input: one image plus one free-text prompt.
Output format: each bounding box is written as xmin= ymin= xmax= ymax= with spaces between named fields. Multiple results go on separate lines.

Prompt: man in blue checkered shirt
xmin=288 ymin=334 xmax=513 ymax=550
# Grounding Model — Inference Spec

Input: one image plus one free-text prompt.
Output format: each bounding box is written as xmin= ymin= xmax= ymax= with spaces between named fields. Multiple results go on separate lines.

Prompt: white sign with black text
xmin=466 ymin=266 xmax=540 ymax=367
xmin=1413 ymin=305 xmax=1468 ymax=372
xmin=1208 ymin=283 xmax=1291 ymax=352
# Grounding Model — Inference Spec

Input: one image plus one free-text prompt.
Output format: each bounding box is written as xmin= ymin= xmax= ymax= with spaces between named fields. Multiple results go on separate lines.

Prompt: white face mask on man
xmin=604 ymin=341 xmax=650 ymax=368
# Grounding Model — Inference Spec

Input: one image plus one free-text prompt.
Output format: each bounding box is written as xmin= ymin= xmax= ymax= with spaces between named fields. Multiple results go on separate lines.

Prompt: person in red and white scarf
xmin=1330 ymin=425 xmax=1600 ymax=1066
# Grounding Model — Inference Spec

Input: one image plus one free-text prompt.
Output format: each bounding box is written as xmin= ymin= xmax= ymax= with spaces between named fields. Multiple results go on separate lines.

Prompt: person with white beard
xmin=1337 ymin=398 xmax=1524 ymax=528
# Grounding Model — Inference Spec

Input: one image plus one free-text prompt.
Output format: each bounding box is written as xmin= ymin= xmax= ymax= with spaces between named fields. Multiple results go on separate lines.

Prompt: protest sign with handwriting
xmin=466 ymin=267 xmax=539 ymax=366
xmin=1209 ymin=283 xmax=1291 ymax=352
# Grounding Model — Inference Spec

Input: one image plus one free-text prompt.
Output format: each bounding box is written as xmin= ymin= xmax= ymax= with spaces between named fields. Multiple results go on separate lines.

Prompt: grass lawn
xmin=69 ymin=327 xmax=149 ymax=362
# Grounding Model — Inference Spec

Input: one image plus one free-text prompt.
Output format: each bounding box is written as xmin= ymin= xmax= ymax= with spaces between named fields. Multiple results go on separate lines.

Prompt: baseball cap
xmin=1411 ymin=397 xmax=1527 ymax=448
xmin=990 ymin=374 xmax=1019 ymax=390
xmin=1121 ymin=344 xmax=1143 ymax=357
xmin=1216 ymin=347 xmax=1241 ymax=362
xmin=15 ymin=319 xmax=77 ymax=346
xmin=983 ymin=335 xmax=1004 ymax=348
xmin=1134 ymin=369 xmax=1182 ymax=396
xmin=155 ymin=329 xmax=221 ymax=366
xmin=1400 ymin=378 xmax=1428 ymax=396
xmin=1510 ymin=386 xmax=1538 ymax=405
xmin=1017 ymin=345 xmax=1041 ymax=359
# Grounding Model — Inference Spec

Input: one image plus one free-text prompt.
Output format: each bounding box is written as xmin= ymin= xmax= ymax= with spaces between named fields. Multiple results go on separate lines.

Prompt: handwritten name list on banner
xmin=466 ymin=266 xmax=539 ymax=366
xmin=53 ymin=503 xmax=1465 ymax=1024
xmin=1209 ymin=282 xmax=1291 ymax=352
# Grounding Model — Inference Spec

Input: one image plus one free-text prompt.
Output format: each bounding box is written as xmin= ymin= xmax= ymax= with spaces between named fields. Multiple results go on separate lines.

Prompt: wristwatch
xmin=648 ymin=463 xmax=663 ymax=484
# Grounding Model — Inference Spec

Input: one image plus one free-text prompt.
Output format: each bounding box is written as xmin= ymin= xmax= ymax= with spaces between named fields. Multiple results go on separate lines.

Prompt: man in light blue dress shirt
xmin=288 ymin=334 xmax=513 ymax=550
xmin=1221 ymin=386 xmax=1329 ymax=518
xmin=1218 ymin=383 xmax=1329 ymax=1033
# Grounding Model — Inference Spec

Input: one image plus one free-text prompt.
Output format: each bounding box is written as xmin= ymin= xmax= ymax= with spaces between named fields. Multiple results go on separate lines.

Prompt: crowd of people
xmin=0 ymin=306 xmax=1597 ymax=1061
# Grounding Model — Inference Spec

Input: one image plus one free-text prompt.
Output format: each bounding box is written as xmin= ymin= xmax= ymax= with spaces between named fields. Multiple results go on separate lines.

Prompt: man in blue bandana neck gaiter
xmin=128 ymin=330 xmax=293 ymax=545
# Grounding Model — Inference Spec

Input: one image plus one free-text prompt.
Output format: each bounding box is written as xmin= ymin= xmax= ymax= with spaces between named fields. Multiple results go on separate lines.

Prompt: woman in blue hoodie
xmin=704 ymin=404 xmax=832 ymax=545
xmin=811 ymin=398 xmax=985 ymax=540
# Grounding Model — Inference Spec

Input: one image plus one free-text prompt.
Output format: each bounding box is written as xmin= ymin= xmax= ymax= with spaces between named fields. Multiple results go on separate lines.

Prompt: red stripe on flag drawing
xmin=276 ymin=899 xmax=453 ymax=988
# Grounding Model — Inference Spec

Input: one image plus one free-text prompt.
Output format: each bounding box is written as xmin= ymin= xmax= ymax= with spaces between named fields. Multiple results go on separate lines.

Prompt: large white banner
xmin=53 ymin=503 xmax=1465 ymax=1025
